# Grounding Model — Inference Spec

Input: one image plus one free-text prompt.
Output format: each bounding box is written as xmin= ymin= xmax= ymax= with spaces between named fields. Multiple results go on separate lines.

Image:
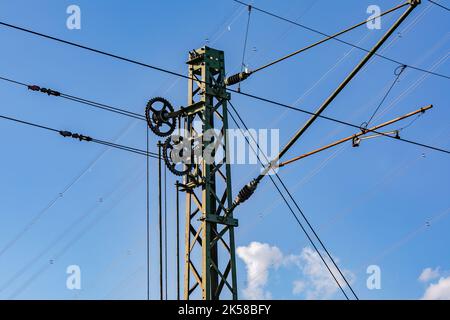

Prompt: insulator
xmin=40 ymin=87 xmax=61 ymax=96
xmin=224 ymin=71 xmax=251 ymax=86
xmin=28 ymin=85 xmax=40 ymax=91
xmin=233 ymin=179 xmax=259 ymax=207
xmin=59 ymin=130 xmax=92 ymax=142
xmin=59 ymin=130 xmax=72 ymax=138
xmin=27 ymin=85 xmax=60 ymax=96
xmin=72 ymin=133 xmax=92 ymax=141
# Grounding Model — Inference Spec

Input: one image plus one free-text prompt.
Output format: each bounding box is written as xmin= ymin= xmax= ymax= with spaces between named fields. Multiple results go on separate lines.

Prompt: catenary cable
xmin=0 ymin=74 xmax=447 ymax=155
xmin=0 ymin=113 xmax=160 ymax=159
xmin=227 ymin=100 xmax=358 ymax=300
xmin=230 ymin=0 xmax=450 ymax=80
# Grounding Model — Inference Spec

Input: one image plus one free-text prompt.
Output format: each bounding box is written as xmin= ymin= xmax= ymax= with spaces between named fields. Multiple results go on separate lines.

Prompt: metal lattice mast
xmin=182 ymin=46 xmax=238 ymax=300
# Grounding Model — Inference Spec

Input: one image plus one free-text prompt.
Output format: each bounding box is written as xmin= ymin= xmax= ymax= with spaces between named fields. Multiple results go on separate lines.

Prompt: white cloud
xmin=422 ymin=276 xmax=450 ymax=300
xmin=419 ymin=267 xmax=441 ymax=283
xmin=292 ymin=280 xmax=305 ymax=295
xmin=236 ymin=242 xmax=284 ymax=300
xmin=290 ymin=247 xmax=355 ymax=300
xmin=237 ymin=242 xmax=354 ymax=300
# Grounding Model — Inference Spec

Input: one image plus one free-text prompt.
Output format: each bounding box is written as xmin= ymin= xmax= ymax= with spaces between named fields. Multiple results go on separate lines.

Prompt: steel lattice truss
xmin=180 ymin=47 xmax=238 ymax=300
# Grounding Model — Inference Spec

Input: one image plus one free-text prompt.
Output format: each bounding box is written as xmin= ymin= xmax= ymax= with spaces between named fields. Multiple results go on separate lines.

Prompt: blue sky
xmin=0 ymin=0 xmax=449 ymax=300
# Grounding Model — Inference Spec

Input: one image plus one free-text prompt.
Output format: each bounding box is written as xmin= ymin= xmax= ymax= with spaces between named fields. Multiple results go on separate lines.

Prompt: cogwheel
xmin=145 ymin=97 xmax=177 ymax=137
xmin=162 ymin=136 xmax=193 ymax=176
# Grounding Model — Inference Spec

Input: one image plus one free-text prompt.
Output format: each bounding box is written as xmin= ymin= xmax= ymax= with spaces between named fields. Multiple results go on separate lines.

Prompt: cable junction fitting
xmin=352 ymin=130 xmax=400 ymax=147
xmin=27 ymin=84 xmax=61 ymax=97
xmin=59 ymin=130 xmax=92 ymax=142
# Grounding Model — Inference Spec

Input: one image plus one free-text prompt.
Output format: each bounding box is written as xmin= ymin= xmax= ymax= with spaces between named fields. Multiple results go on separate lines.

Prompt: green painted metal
xmin=183 ymin=46 xmax=238 ymax=300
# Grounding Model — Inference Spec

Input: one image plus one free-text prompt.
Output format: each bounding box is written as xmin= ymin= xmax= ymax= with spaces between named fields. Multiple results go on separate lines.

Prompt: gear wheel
xmin=145 ymin=97 xmax=177 ymax=137
xmin=162 ymin=136 xmax=193 ymax=176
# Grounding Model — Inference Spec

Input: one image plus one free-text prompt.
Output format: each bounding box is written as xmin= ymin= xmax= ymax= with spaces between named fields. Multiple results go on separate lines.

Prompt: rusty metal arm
xmin=251 ymin=2 xmax=409 ymax=74
xmin=277 ymin=105 xmax=432 ymax=168
xmin=229 ymin=0 xmax=421 ymax=212
xmin=225 ymin=1 xmax=410 ymax=86
xmin=254 ymin=0 xmax=420 ymax=181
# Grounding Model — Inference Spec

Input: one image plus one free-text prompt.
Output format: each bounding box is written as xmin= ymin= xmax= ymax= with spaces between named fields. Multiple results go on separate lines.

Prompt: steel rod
xmin=258 ymin=1 xmax=419 ymax=179
xmin=176 ymin=180 xmax=180 ymax=300
xmin=146 ymin=128 xmax=150 ymax=300
xmin=278 ymin=105 xmax=432 ymax=167
xmin=158 ymin=141 xmax=163 ymax=300
xmin=252 ymin=2 xmax=408 ymax=74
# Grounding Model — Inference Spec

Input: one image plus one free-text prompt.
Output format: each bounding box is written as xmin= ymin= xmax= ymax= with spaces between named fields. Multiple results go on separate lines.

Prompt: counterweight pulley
xmin=162 ymin=135 xmax=193 ymax=176
xmin=145 ymin=97 xmax=177 ymax=137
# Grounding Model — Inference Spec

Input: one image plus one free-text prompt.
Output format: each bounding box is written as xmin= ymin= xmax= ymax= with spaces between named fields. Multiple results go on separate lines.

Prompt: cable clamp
xmin=27 ymin=84 xmax=60 ymax=96
xmin=359 ymin=122 xmax=369 ymax=134
xmin=59 ymin=130 xmax=92 ymax=142
xmin=40 ymin=87 xmax=61 ymax=96
xmin=394 ymin=64 xmax=407 ymax=76
xmin=352 ymin=136 xmax=361 ymax=147
xmin=27 ymin=85 xmax=40 ymax=91
xmin=408 ymin=0 xmax=421 ymax=7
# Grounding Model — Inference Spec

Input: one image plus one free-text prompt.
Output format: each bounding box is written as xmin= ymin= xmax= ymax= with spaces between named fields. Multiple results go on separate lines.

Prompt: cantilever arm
xmin=277 ymin=105 xmax=432 ymax=168
xmin=229 ymin=0 xmax=421 ymax=213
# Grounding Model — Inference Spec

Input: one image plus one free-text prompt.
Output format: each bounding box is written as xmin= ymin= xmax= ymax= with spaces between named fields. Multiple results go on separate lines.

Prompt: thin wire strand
xmin=61 ymin=94 xmax=145 ymax=121
xmin=0 ymin=113 xmax=160 ymax=159
xmin=234 ymin=90 xmax=450 ymax=154
xmin=251 ymin=2 xmax=408 ymax=74
xmin=0 ymin=74 xmax=447 ymax=155
xmin=164 ymin=164 xmax=168 ymax=300
xmin=158 ymin=142 xmax=163 ymax=300
xmin=227 ymin=108 xmax=350 ymax=300
xmin=364 ymin=65 xmax=407 ymax=128
xmin=239 ymin=5 xmax=252 ymax=91
xmin=91 ymin=139 xmax=160 ymax=159
xmin=0 ymin=75 xmax=146 ymax=120
xmin=399 ymin=112 xmax=423 ymax=131
xmin=7 ymin=168 xmax=146 ymax=299
xmin=428 ymin=0 xmax=450 ymax=11
xmin=0 ymin=118 xmax=143 ymax=260
xmin=231 ymin=0 xmax=450 ymax=80
xmin=176 ymin=181 xmax=180 ymax=300
xmin=146 ymin=126 xmax=150 ymax=300
xmin=227 ymin=101 xmax=357 ymax=299
xmin=0 ymin=114 xmax=60 ymax=133
xmin=0 ymin=75 xmax=28 ymax=86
